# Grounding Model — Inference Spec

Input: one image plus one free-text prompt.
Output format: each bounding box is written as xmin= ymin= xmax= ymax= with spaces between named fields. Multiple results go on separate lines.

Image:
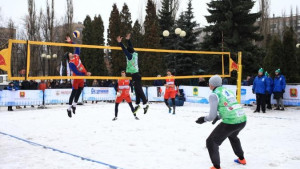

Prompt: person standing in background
xmin=273 ymin=69 xmax=286 ymax=111
xmin=252 ymin=68 xmax=269 ymax=113
xmin=265 ymin=71 xmax=273 ymax=110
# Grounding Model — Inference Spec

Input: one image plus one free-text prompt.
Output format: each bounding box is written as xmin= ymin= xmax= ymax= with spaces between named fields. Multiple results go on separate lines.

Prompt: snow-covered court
xmin=1 ymin=102 xmax=300 ymax=169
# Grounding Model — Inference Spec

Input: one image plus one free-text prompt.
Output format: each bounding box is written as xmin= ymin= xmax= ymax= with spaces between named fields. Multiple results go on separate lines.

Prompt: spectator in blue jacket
xmin=265 ymin=71 xmax=273 ymax=110
xmin=6 ymin=82 xmax=19 ymax=111
xmin=273 ymin=69 xmax=286 ymax=111
xmin=252 ymin=68 xmax=269 ymax=113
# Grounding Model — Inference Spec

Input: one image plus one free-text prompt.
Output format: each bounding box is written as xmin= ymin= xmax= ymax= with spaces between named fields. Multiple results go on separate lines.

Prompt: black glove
xmin=212 ymin=116 xmax=220 ymax=125
xmin=252 ymin=90 xmax=255 ymax=94
xmin=283 ymin=90 xmax=285 ymax=93
xmin=196 ymin=117 xmax=206 ymax=124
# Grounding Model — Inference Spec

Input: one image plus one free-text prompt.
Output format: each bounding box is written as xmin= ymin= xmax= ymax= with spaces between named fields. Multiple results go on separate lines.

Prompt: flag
xmin=0 ymin=49 xmax=9 ymax=71
xmin=230 ymin=58 xmax=238 ymax=71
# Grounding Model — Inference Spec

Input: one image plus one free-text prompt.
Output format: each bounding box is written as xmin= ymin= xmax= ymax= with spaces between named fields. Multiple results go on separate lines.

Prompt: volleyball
xmin=73 ymin=30 xmax=80 ymax=38
xmin=163 ymin=30 xmax=170 ymax=37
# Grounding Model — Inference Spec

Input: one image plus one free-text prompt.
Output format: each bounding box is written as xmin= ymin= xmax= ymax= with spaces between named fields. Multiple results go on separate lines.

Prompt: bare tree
xmin=65 ymin=0 xmax=73 ymax=35
xmin=259 ymin=0 xmax=270 ymax=47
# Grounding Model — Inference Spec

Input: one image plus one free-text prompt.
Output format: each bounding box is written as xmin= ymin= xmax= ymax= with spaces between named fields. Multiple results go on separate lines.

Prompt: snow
xmin=0 ymin=102 xmax=300 ymax=169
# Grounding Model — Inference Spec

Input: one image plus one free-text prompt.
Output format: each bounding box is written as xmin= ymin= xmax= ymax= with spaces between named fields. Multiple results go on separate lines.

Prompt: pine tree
xmin=91 ymin=15 xmax=106 ymax=76
xmin=80 ymin=15 xmax=93 ymax=84
xmin=131 ymin=20 xmax=144 ymax=48
xmin=174 ymin=0 xmax=200 ymax=77
xmin=158 ymin=0 xmax=175 ymax=48
xmin=263 ymin=35 xmax=283 ymax=76
xmin=120 ymin=3 xmax=132 ymax=36
xmin=202 ymin=0 xmax=263 ymax=77
xmin=107 ymin=4 xmax=124 ymax=76
xmin=143 ymin=0 xmax=163 ymax=78
xmin=282 ymin=27 xmax=299 ymax=82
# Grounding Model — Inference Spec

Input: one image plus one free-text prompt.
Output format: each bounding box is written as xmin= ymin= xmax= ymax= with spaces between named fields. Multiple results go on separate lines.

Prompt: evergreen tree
xmin=173 ymin=0 xmax=200 ymax=77
xmin=143 ymin=0 xmax=163 ymax=78
xmin=263 ymin=35 xmax=283 ymax=75
xmin=202 ymin=0 xmax=263 ymax=77
xmin=282 ymin=27 xmax=299 ymax=82
xmin=107 ymin=4 xmax=124 ymax=76
xmin=158 ymin=0 xmax=175 ymax=48
xmin=131 ymin=20 xmax=144 ymax=48
xmin=91 ymin=15 xmax=106 ymax=76
xmin=120 ymin=3 xmax=132 ymax=36
xmin=81 ymin=15 xmax=93 ymax=76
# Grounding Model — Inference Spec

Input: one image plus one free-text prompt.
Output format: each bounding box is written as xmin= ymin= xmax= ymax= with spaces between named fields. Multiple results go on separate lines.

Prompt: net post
xmin=26 ymin=40 xmax=30 ymax=80
xmin=237 ymin=51 xmax=242 ymax=103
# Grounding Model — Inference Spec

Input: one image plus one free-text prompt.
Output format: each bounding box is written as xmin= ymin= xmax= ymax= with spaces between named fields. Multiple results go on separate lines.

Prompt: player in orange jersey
xmin=164 ymin=70 xmax=179 ymax=114
xmin=113 ymin=70 xmax=139 ymax=121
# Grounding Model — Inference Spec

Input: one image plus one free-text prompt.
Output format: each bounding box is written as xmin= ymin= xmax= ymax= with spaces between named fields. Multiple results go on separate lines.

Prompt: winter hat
xmin=275 ymin=69 xmax=281 ymax=73
xmin=258 ymin=68 xmax=264 ymax=73
xmin=209 ymin=75 xmax=222 ymax=87
xmin=265 ymin=71 xmax=269 ymax=77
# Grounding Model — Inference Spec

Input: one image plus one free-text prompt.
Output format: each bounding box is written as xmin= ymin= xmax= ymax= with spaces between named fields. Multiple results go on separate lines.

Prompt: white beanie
xmin=209 ymin=75 xmax=222 ymax=87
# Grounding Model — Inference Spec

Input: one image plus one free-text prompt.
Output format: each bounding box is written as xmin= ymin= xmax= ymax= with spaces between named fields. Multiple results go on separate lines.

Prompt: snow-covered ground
xmin=0 ymin=102 xmax=300 ymax=169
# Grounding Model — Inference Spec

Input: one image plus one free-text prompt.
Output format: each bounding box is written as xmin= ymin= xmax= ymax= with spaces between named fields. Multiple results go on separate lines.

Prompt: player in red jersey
xmin=113 ymin=70 xmax=139 ymax=121
xmin=65 ymin=35 xmax=91 ymax=118
xmin=164 ymin=70 xmax=179 ymax=114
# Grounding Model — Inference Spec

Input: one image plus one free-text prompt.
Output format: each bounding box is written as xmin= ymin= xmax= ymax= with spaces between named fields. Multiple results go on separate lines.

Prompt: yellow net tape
xmin=7 ymin=39 xmax=231 ymax=81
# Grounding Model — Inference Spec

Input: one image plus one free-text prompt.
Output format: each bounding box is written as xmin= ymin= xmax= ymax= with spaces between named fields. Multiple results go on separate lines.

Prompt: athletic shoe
xmin=72 ymin=106 xmax=76 ymax=114
xmin=143 ymin=105 xmax=149 ymax=114
xmin=262 ymin=111 xmax=266 ymax=113
xmin=280 ymin=108 xmax=285 ymax=111
xmin=112 ymin=117 xmax=117 ymax=121
xmin=67 ymin=109 xmax=72 ymax=118
xmin=234 ymin=158 xmax=247 ymax=165
xmin=274 ymin=107 xmax=280 ymax=110
xmin=135 ymin=116 xmax=140 ymax=120
xmin=168 ymin=107 xmax=172 ymax=113
xmin=173 ymin=111 xmax=175 ymax=115
xmin=133 ymin=105 xmax=140 ymax=114
xmin=253 ymin=110 xmax=260 ymax=113
xmin=210 ymin=167 xmax=221 ymax=169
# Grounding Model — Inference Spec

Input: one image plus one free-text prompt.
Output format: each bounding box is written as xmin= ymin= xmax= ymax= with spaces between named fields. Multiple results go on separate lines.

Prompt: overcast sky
xmin=1 ymin=0 xmax=300 ymax=37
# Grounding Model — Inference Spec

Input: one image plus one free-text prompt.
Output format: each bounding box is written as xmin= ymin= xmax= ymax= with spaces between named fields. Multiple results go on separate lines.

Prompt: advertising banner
xmin=0 ymin=90 xmax=43 ymax=106
xmin=44 ymin=89 xmax=83 ymax=104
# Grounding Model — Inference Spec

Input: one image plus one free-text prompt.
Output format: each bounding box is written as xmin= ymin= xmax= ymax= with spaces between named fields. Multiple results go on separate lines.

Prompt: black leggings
xmin=164 ymin=98 xmax=175 ymax=111
xmin=132 ymin=73 xmax=147 ymax=105
xmin=206 ymin=122 xmax=246 ymax=168
xmin=69 ymin=87 xmax=83 ymax=105
xmin=115 ymin=102 xmax=135 ymax=117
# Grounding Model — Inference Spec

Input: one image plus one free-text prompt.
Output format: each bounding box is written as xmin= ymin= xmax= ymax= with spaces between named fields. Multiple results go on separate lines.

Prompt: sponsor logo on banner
xmin=241 ymin=89 xmax=246 ymax=95
xmin=20 ymin=91 xmax=25 ymax=98
xmin=193 ymin=87 xmax=198 ymax=96
xmin=91 ymin=88 xmax=109 ymax=94
xmin=290 ymin=88 xmax=298 ymax=97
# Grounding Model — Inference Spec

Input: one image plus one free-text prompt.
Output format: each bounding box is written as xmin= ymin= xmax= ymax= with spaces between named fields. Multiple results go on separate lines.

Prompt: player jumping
xmin=164 ymin=70 xmax=179 ymax=114
xmin=65 ymin=35 xmax=91 ymax=118
xmin=113 ymin=70 xmax=139 ymax=121
xmin=117 ymin=33 xmax=149 ymax=114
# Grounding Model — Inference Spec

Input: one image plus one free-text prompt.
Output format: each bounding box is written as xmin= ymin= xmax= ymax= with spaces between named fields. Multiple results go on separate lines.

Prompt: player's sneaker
xmin=168 ymin=107 xmax=172 ymax=113
xmin=143 ymin=105 xmax=149 ymax=114
xmin=67 ymin=109 xmax=72 ymax=118
xmin=135 ymin=116 xmax=140 ymax=120
xmin=133 ymin=105 xmax=140 ymax=114
xmin=72 ymin=106 xmax=76 ymax=114
xmin=173 ymin=111 xmax=175 ymax=115
xmin=112 ymin=117 xmax=118 ymax=121
xmin=234 ymin=158 xmax=247 ymax=165
xmin=210 ymin=167 xmax=221 ymax=169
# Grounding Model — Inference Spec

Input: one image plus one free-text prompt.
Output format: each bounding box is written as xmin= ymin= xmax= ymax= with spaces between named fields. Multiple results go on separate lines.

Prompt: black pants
xmin=164 ymin=98 xmax=175 ymax=112
xmin=256 ymin=93 xmax=266 ymax=112
xmin=132 ymin=73 xmax=147 ymax=105
xmin=266 ymin=93 xmax=272 ymax=109
xmin=69 ymin=87 xmax=83 ymax=105
xmin=115 ymin=102 xmax=135 ymax=117
xmin=206 ymin=122 xmax=246 ymax=168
